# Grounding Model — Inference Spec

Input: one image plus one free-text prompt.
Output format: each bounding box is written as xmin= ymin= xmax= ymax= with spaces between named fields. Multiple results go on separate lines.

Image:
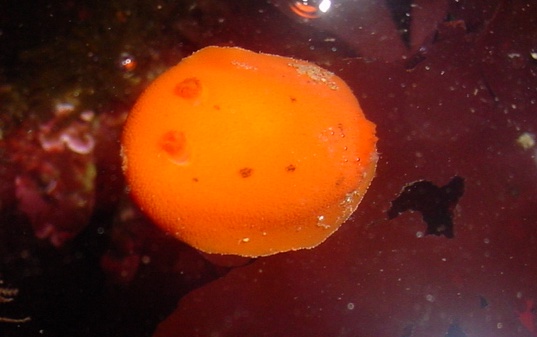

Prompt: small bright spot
xmin=347 ymin=302 xmax=355 ymax=310
xmin=319 ymin=0 xmax=331 ymax=13
xmin=425 ymin=294 xmax=435 ymax=302
xmin=517 ymin=132 xmax=536 ymax=149
xmin=54 ymin=102 xmax=75 ymax=116
xmin=507 ymin=52 xmax=521 ymax=59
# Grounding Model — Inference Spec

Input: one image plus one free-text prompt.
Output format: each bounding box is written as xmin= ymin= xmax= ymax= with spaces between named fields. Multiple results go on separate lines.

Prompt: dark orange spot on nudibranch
xmin=174 ymin=77 xmax=201 ymax=99
xmin=239 ymin=168 xmax=253 ymax=178
xmin=159 ymin=130 xmax=189 ymax=165
xmin=286 ymin=164 xmax=296 ymax=172
xmin=121 ymin=46 xmax=378 ymax=257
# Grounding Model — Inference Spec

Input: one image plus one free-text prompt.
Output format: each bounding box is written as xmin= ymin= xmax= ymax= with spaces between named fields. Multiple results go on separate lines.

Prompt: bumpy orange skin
xmin=122 ymin=46 xmax=377 ymax=257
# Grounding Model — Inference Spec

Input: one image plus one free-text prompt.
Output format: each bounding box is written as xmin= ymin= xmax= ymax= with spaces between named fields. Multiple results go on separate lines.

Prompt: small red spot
xmin=239 ymin=168 xmax=253 ymax=178
xmin=174 ymin=78 xmax=202 ymax=99
xmin=159 ymin=131 xmax=189 ymax=164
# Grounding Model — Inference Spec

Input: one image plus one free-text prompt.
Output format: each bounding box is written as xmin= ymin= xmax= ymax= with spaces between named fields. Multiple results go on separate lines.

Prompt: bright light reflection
xmin=319 ymin=0 xmax=331 ymax=13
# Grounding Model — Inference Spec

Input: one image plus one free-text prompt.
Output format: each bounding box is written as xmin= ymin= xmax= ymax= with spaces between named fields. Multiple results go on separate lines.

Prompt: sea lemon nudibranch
xmin=121 ymin=46 xmax=378 ymax=257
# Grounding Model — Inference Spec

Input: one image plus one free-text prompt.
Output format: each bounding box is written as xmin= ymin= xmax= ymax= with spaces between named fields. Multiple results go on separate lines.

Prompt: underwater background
xmin=1 ymin=0 xmax=537 ymax=336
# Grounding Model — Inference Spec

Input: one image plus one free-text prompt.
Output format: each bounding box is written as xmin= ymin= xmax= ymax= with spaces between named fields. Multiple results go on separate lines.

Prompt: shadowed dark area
xmin=388 ymin=176 xmax=465 ymax=238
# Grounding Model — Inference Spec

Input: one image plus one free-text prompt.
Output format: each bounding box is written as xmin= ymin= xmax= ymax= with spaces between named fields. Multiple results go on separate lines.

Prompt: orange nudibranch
xmin=121 ymin=46 xmax=378 ymax=257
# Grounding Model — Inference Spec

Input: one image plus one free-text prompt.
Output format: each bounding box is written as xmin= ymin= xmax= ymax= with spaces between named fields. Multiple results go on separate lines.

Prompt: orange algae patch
xmin=121 ymin=46 xmax=378 ymax=257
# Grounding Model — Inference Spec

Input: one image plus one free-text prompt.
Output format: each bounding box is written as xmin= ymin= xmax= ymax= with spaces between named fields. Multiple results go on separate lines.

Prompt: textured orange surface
xmin=121 ymin=46 xmax=377 ymax=257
